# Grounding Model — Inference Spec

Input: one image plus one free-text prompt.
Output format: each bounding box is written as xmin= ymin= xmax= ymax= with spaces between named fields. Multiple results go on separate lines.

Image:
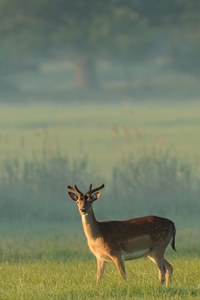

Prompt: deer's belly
xmin=121 ymin=235 xmax=152 ymax=260
xmin=122 ymin=248 xmax=149 ymax=260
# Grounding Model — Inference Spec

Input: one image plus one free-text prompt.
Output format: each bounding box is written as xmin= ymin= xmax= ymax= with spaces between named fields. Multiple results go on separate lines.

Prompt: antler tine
xmin=74 ymin=185 xmax=83 ymax=194
xmin=88 ymin=183 xmax=105 ymax=194
xmin=66 ymin=185 xmax=75 ymax=191
xmin=87 ymin=184 xmax=93 ymax=195
xmin=67 ymin=185 xmax=82 ymax=195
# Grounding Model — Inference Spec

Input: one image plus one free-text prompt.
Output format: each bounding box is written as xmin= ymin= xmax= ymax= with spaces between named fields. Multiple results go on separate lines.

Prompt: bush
xmin=110 ymin=151 xmax=200 ymax=222
xmin=0 ymin=151 xmax=199 ymax=226
xmin=0 ymin=156 xmax=101 ymax=222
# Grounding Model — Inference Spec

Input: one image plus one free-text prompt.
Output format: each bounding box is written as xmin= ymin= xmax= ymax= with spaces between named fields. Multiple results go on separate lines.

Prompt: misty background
xmin=1 ymin=0 xmax=200 ymax=102
xmin=0 ymin=0 xmax=200 ymax=229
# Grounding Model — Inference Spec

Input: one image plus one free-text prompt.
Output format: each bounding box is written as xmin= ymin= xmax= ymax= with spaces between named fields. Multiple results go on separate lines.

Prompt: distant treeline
xmin=0 ymin=0 xmax=200 ymax=97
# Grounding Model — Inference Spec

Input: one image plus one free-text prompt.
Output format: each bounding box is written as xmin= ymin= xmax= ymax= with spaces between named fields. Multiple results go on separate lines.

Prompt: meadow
xmin=0 ymin=223 xmax=200 ymax=299
xmin=1 ymin=101 xmax=200 ymax=168
xmin=0 ymin=102 xmax=200 ymax=299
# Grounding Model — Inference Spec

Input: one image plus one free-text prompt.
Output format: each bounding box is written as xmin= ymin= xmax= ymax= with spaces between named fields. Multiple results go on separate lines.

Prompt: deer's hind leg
xmin=164 ymin=258 xmax=173 ymax=287
xmin=148 ymin=251 xmax=166 ymax=286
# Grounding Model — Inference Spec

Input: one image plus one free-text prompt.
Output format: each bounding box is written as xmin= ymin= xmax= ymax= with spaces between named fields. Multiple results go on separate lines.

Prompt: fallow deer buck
xmin=67 ymin=183 xmax=176 ymax=287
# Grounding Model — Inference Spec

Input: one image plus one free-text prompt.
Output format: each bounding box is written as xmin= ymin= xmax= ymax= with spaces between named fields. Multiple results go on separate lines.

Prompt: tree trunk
xmin=75 ymin=54 xmax=98 ymax=89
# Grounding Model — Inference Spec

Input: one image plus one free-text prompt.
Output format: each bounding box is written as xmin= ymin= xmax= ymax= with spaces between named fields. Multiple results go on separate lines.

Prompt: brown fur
xmin=67 ymin=185 xmax=176 ymax=287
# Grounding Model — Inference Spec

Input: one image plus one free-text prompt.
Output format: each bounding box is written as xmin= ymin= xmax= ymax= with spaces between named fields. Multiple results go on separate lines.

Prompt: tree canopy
xmin=0 ymin=0 xmax=200 ymax=89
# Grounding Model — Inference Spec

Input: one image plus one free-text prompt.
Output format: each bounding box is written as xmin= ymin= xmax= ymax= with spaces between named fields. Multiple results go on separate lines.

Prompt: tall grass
xmin=0 ymin=149 xmax=199 ymax=227
xmin=111 ymin=150 xmax=199 ymax=222
xmin=0 ymin=155 xmax=101 ymax=222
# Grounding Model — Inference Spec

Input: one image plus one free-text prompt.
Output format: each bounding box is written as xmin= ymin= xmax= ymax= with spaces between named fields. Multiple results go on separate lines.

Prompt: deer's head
xmin=67 ymin=184 xmax=105 ymax=215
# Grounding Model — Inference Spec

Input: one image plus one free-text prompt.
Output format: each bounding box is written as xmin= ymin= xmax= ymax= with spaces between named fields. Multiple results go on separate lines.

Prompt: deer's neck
xmin=81 ymin=209 xmax=100 ymax=241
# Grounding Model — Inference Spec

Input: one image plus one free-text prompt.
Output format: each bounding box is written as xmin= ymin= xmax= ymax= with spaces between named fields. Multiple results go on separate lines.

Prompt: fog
xmin=1 ymin=0 xmax=200 ymax=103
xmin=0 ymin=0 xmax=200 ymax=230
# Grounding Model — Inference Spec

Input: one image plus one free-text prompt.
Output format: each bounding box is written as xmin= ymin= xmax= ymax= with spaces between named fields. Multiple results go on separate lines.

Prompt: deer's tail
xmin=170 ymin=222 xmax=176 ymax=252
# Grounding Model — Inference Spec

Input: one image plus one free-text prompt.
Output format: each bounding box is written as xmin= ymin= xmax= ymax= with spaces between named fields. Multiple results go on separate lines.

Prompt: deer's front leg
xmin=96 ymin=259 xmax=106 ymax=282
xmin=112 ymin=255 xmax=127 ymax=280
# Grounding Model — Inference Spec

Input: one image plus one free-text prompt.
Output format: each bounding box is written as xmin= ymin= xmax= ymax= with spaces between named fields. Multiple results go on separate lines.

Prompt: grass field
xmin=0 ymin=101 xmax=200 ymax=299
xmin=0 ymin=102 xmax=200 ymax=222
xmin=0 ymin=223 xmax=200 ymax=300
xmin=0 ymin=101 xmax=200 ymax=169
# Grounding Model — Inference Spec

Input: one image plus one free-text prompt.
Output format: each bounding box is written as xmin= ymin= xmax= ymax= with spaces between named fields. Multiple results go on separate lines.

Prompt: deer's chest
xmin=88 ymin=239 xmax=112 ymax=261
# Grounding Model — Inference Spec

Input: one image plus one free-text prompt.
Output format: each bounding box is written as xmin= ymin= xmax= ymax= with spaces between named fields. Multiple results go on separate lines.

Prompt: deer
xmin=66 ymin=183 xmax=176 ymax=287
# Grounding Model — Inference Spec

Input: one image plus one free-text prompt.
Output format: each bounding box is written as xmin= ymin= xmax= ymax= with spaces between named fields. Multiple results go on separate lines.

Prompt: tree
xmin=1 ymin=0 xmax=198 ymax=91
xmin=167 ymin=0 xmax=200 ymax=75
xmin=0 ymin=0 xmax=156 ymax=89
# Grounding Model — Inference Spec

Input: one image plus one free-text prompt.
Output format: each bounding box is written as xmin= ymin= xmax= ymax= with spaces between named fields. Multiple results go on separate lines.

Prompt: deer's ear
xmin=91 ymin=192 xmax=101 ymax=202
xmin=68 ymin=192 xmax=78 ymax=202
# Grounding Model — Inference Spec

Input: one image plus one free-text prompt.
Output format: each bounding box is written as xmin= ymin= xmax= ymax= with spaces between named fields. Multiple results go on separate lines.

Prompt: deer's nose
xmin=81 ymin=208 xmax=87 ymax=213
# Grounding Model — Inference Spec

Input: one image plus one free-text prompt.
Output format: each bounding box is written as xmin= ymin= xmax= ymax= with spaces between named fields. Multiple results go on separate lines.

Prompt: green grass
xmin=0 ymin=102 xmax=200 ymax=224
xmin=0 ymin=101 xmax=200 ymax=169
xmin=1 ymin=259 xmax=200 ymax=300
xmin=1 ymin=54 xmax=200 ymax=299
xmin=0 ymin=102 xmax=200 ymax=298
xmin=0 ymin=223 xmax=200 ymax=300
